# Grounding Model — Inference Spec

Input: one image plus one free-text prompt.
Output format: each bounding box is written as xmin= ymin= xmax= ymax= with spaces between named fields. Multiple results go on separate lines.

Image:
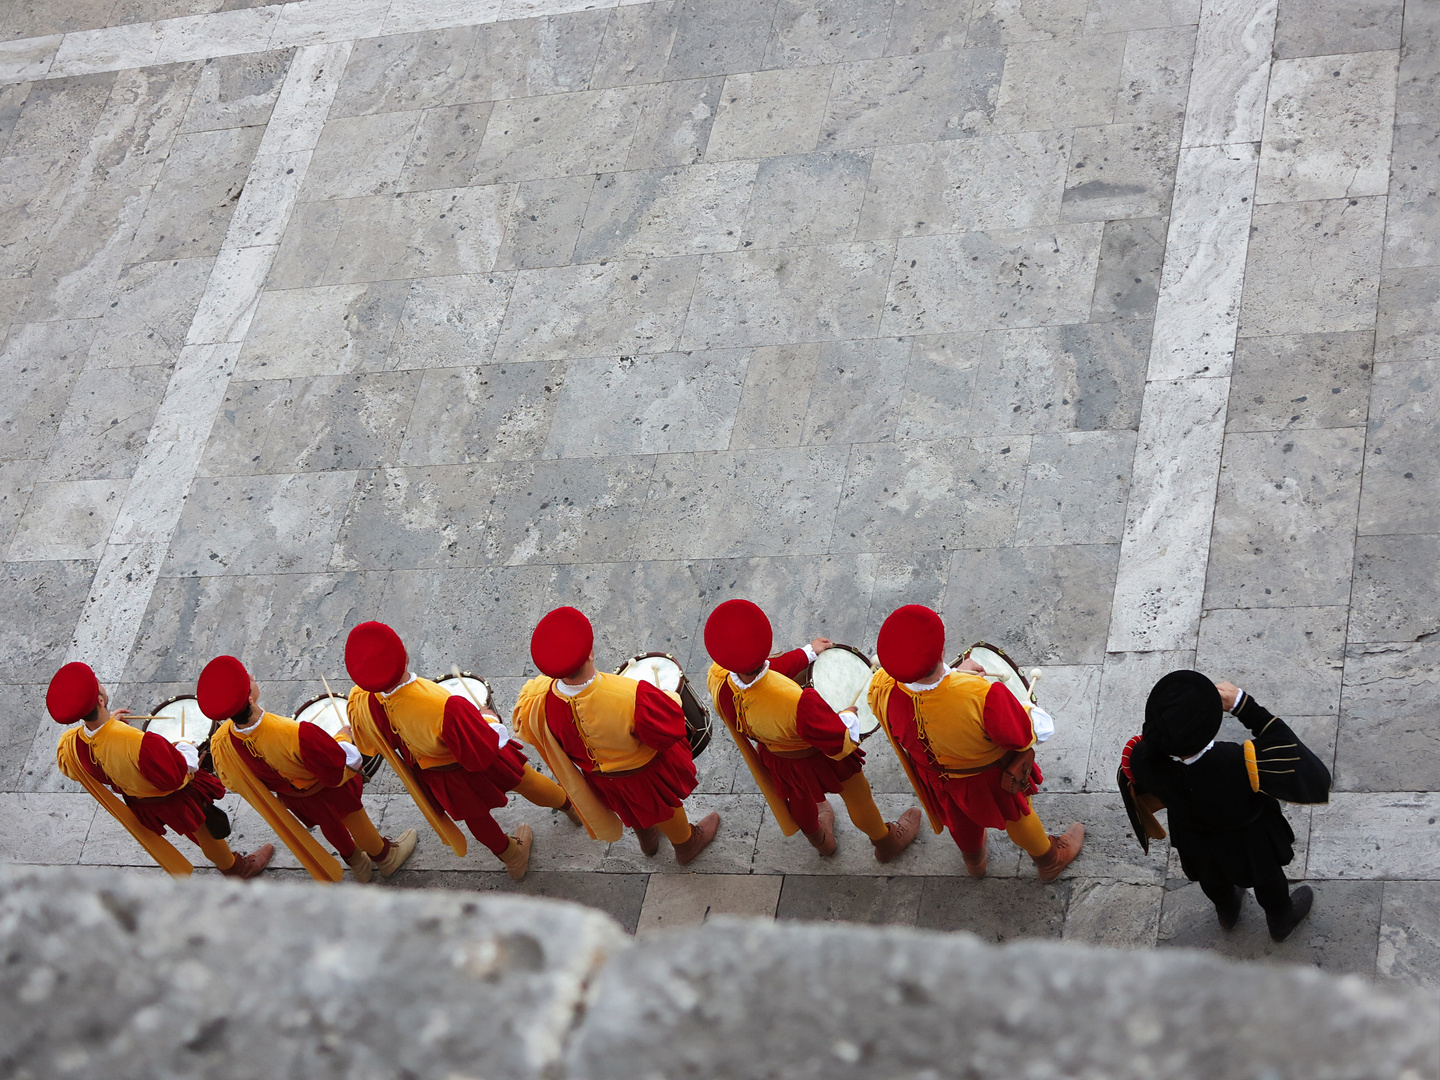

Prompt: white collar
xmin=234 ymin=710 xmax=264 ymax=735
xmin=554 ymin=673 xmax=596 ymax=697
xmin=80 ymin=718 xmax=109 ymax=740
xmin=379 ymin=672 xmax=418 ymax=699
xmin=1171 ymin=740 xmax=1216 ymax=765
xmin=903 ymin=664 xmax=951 ymax=693
xmin=729 ymin=662 xmax=770 ymax=691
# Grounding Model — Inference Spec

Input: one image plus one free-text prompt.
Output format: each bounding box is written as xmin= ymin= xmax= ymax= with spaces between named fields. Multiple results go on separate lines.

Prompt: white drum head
xmin=809 ymin=648 xmax=880 ymax=735
xmin=965 ymin=645 xmax=1028 ymax=698
xmin=436 ymin=676 xmax=490 ymax=709
xmin=618 ymin=655 xmax=683 ymax=693
xmin=146 ymin=697 xmax=205 ymax=744
xmin=295 ymin=696 xmax=348 ymax=737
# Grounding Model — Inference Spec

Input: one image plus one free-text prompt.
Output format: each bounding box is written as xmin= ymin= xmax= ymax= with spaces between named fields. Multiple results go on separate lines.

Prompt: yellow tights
xmin=512 ymin=765 xmax=568 ymax=809
xmin=837 ymin=772 xmax=890 ymax=841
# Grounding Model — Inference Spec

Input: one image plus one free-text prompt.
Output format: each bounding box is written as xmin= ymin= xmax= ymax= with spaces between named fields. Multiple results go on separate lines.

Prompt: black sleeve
xmin=1237 ymin=695 xmax=1332 ymax=805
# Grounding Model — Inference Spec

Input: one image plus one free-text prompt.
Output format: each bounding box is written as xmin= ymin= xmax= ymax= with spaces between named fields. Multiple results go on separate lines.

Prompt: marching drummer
xmin=513 ymin=607 xmax=720 ymax=864
xmin=48 ymin=662 xmax=274 ymax=879
xmin=869 ymin=606 xmax=1085 ymax=882
xmin=343 ymin=621 xmax=581 ymax=880
xmin=703 ymin=599 xmax=920 ymax=861
xmin=198 ymin=655 xmax=418 ymax=883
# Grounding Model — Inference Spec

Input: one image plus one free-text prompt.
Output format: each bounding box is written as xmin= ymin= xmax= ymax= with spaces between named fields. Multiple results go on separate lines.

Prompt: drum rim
xmin=430 ymin=671 xmax=494 ymax=700
xmin=293 ymin=693 xmax=351 ymax=723
xmin=615 ymin=651 xmax=684 ymax=673
xmin=151 ymin=693 xmax=200 ymax=712
xmin=810 ymin=642 xmax=877 ymax=672
xmin=958 ymin=641 xmax=1031 ymax=692
xmin=143 ymin=694 xmax=213 ymax=742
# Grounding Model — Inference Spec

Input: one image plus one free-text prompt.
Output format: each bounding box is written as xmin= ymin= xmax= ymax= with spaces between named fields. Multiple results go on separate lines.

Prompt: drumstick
xmin=319 ymin=674 xmax=348 ymax=730
xmin=180 ymin=705 xmax=186 ymax=739
xmin=450 ymin=665 xmax=487 ymax=713
xmin=651 ymin=661 xmax=662 ymax=688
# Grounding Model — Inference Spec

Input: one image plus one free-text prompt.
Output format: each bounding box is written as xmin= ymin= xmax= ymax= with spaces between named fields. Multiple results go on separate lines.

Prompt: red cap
xmin=198 ymin=655 xmax=251 ymax=720
xmin=877 ymin=605 xmax=945 ymax=683
xmin=704 ymin=599 xmax=773 ymax=673
xmin=46 ymin=662 xmax=100 ymax=724
xmin=531 ymin=607 xmax=594 ymax=678
xmin=345 ymin=621 xmax=407 ymax=692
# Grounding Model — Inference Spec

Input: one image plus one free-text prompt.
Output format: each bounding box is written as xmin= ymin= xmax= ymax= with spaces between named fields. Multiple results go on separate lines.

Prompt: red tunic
xmin=368 ymin=694 xmax=528 ymax=822
xmin=715 ymin=648 xmax=864 ymax=816
xmin=236 ymin=722 xmax=366 ymax=832
xmin=885 ymin=680 xmax=1041 ymax=832
xmin=74 ymin=731 xmax=225 ymax=836
xmin=545 ymin=679 xmax=697 ymax=830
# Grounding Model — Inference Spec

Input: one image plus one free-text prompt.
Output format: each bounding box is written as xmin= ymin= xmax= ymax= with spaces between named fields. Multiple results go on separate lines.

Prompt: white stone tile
xmin=225 ymin=151 xmax=313 ymax=249
xmin=66 ymin=542 xmax=169 ymax=683
xmin=260 ymin=41 xmax=353 ymax=156
xmin=147 ymin=344 xmax=243 ymax=447
xmin=381 ymin=0 xmax=506 ymax=34
xmin=0 ymin=34 xmax=60 ymax=83
xmin=1032 ymin=664 xmax=1102 ymax=792
xmin=1063 ymin=881 xmax=1164 ymax=948
xmin=1181 ymin=0 xmax=1277 ymax=148
xmin=49 ymin=22 xmax=163 ymax=78
xmin=268 ymin=0 xmax=391 ymax=49
xmin=1146 ymin=142 xmax=1258 ymax=381
xmin=1106 ymin=377 xmax=1229 ymax=653
xmin=1309 ymin=793 xmax=1440 ymax=880
xmin=154 ymin=7 xmax=282 ymax=66
xmin=1255 ymin=50 xmax=1400 ymax=204
xmin=0 ymin=793 xmax=96 ymax=864
xmin=497 ymin=0 xmax=620 ymax=19
xmin=185 ymin=245 xmax=279 ymax=346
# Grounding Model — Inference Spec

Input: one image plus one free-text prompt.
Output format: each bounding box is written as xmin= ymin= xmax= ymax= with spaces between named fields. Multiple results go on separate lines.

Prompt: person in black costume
xmin=1122 ymin=671 xmax=1331 ymax=942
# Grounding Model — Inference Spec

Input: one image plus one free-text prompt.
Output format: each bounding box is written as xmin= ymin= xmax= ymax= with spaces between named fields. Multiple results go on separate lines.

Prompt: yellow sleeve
xmin=347 ymin=687 xmax=382 ymax=756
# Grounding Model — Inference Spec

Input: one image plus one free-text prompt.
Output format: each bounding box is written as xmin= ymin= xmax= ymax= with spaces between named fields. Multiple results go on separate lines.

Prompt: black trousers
xmin=1198 ymin=860 xmax=1292 ymax=923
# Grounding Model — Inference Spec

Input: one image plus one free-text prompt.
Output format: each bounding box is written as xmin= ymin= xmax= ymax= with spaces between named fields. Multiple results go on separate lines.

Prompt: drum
xmin=294 ymin=693 xmax=383 ymax=779
xmin=954 ymin=642 xmax=1053 ymax=742
xmin=144 ymin=695 xmax=215 ymax=749
xmin=615 ymin=652 xmax=713 ymax=756
xmin=797 ymin=644 xmax=882 ymax=740
xmin=432 ymin=671 xmax=494 ymax=714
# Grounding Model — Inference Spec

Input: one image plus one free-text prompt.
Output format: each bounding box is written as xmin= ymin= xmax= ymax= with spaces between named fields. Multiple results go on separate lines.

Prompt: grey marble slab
xmin=600 ymin=792 xmax=766 ymax=875
xmin=235 ymin=280 xmax=408 ymax=379
xmin=1195 ymin=605 xmax=1346 ymax=716
xmin=86 ymin=256 xmax=214 ymax=369
xmin=128 ymin=126 xmax=263 ymax=263
xmin=882 ymin=224 xmax=1104 ymax=336
xmin=1395 ymin=0 xmax=1440 ymax=127
xmin=301 ymin=110 xmax=420 ymax=201
xmin=1255 ymin=51 xmax=1399 ymax=205
xmin=681 ymin=241 xmax=892 ymax=349
xmin=1089 ymin=216 xmax=1165 ymax=322
xmin=832 ymin=436 xmax=1029 ymax=552
xmin=1226 ymin=331 xmax=1374 ymax=432
xmin=545 ymin=350 xmax=748 ymax=457
xmin=0 ymin=460 xmax=39 ymax=553
xmin=915 ymin=877 xmax=1071 ymax=939
xmin=180 ymin=48 xmax=293 ymax=132
xmin=495 ymin=255 xmax=700 ymax=362
xmin=1029 ymin=791 xmax=1168 ymax=883
xmin=969 ymin=0 xmax=1086 ymax=43
xmin=471 ymin=87 xmax=647 ymax=185
xmin=388 ymin=272 xmax=514 ymax=369
xmin=969 ymin=321 xmax=1151 ymax=434
xmin=663 ymin=0 xmax=780 ymax=80
xmin=726 ymin=343 xmax=820 ymax=450
xmin=1378 ymin=881 xmax=1440 ymax=989
xmin=1310 ymin=792 xmax=1440 ymax=879
xmin=1204 ymin=426 xmax=1365 ymax=609
xmin=763 ymin=0 xmax=892 ymax=67
xmin=328 ymin=26 xmax=476 ymax=119
xmin=744 ymin=150 xmax=869 ymax=248
xmin=1272 ymin=0 xmax=1402 ymax=59
xmin=820 ymin=48 xmax=1005 ymax=148
xmin=776 ymin=874 xmax=924 ymax=927
xmin=1086 ymin=649 xmax=1195 ymax=790
xmin=589 ymin=1 xmax=682 ymax=89
xmin=0 ymin=683 xmax=45 ymax=792
xmin=1358 ymin=358 xmax=1439 ymax=536
xmin=751 ymin=791 xmax=970 ymax=877
xmin=41 ymin=365 xmax=172 ymax=482
xmin=7 ymin=479 xmax=127 ymax=561
xmin=884 ymin=0 xmax=970 ymax=55
xmin=0 ymin=560 xmax=96 ymax=683
xmin=1384 ymin=123 xmax=1440 ymax=272
xmin=398 ymin=361 xmax=563 ymax=466
xmin=637 ymin=873 xmax=781 ymax=935
xmin=396 ymin=102 xmax=493 ymax=191
xmin=799 ymin=336 xmax=910 ymax=445
xmin=1063 ymin=880 xmax=1163 ymax=947
xmin=1334 ymin=642 xmax=1440 ymax=792
xmin=266 ymin=199 xmax=343 ymax=290
xmin=332 ymin=463 xmax=502 ymax=570
xmin=0 ymin=792 xmax=95 ymax=865
xmin=944 ymin=543 xmax=1119 ymax=666
xmin=1113 ymin=24 xmax=1196 ymax=125
xmin=702 ymin=67 xmax=833 ymax=162
xmin=1062 ymin=120 xmax=1181 ymax=223
xmin=859 ymin=130 xmax=1070 ymax=239
xmin=1017 ymin=430 xmax=1136 ymax=546
xmin=624 ymin=76 xmax=722 ymax=169
xmin=493 ymin=175 xmax=591 ymax=269
xmin=466 ymin=12 xmax=614 ymax=102
xmin=1238 ymin=197 xmax=1386 ymax=337
xmin=322 ymin=186 xmax=511 ymax=285
xmin=0 ymin=319 xmax=99 ymax=463
xmin=1349 ymin=534 xmax=1440 ymax=645
xmin=1374 ymin=266 xmax=1440 ymax=365
xmin=893 ymin=332 xmax=983 ymax=441
xmin=994 ymin=34 xmax=1127 ymax=133
xmin=574 ymin=161 xmax=756 ymax=262
xmin=1026 ymin=663 xmax=1102 ymax=792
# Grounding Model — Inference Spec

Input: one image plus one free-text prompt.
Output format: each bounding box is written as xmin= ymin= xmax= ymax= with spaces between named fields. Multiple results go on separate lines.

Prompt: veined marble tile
xmin=498 ymin=0 xmax=622 ymax=18
xmin=1255 ymin=50 xmax=1400 ymax=204
xmin=1181 ymin=0 xmax=1277 ymax=148
xmin=1107 ymin=376 xmax=1228 ymax=653
xmin=260 ymin=41 xmax=352 ymax=156
xmin=6 ymin=479 xmax=128 ymax=561
xmin=267 ymin=0 xmax=390 ymax=49
xmin=69 ymin=542 xmax=170 ymax=683
xmin=146 ymin=343 xmax=244 ymax=447
xmin=48 ymin=22 xmax=163 ymax=78
xmin=0 ymin=793 xmax=96 ymax=863
xmin=381 ymin=0 xmax=506 ymax=35
xmin=0 ymin=34 xmax=60 ymax=83
xmin=225 ymin=150 xmax=312 ymax=249
xmin=1309 ymin=793 xmax=1440 ymax=880
xmin=153 ymin=7 xmax=281 ymax=66
xmin=1146 ymin=142 xmax=1258 ymax=381
xmin=185 ymin=244 xmax=278 ymax=345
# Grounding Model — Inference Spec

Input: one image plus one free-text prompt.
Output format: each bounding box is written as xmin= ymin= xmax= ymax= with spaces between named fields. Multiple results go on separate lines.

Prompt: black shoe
xmin=1267 ymin=885 xmax=1314 ymax=942
xmin=1216 ymin=886 xmax=1244 ymax=931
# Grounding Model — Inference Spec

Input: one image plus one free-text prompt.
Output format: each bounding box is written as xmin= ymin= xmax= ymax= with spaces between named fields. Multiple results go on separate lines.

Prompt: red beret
xmin=531 ymin=607 xmax=593 ymax=679
xmin=198 ymin=655 xmax=251 ymax=720
xmin=46 ymin=662 xmax=100 ymax=724
xmin=877 ymin=605 xmax=945 ymax=684
xmin=704 ymin=599 xmax=773 ymax=673
xmin=345 ymin=621 xmax=408 ymax=692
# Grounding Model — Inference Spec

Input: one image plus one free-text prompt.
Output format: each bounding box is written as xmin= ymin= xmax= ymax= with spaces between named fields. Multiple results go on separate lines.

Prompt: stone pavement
xmin=0 ymin=0 xmax=1436 ymax=993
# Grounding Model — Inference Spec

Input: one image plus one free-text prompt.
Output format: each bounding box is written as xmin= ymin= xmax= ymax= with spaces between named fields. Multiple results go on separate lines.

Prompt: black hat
xmin=1143 ymin=670 xmax=1222 ymax=758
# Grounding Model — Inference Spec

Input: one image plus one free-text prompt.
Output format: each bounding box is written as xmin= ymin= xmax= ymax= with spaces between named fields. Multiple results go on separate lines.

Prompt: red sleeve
xmin=713 ymin=679 xmax=737 ymax=724
xmin=982 ymin=682 xmax=1034 ymax=751
xmin=769 ymin=648 xmax=811 ymax=680
xmin=632 ymin=680 xmax=687 ymax=751
xmin=441 ymin=696 xmax=501 ymax=772
xmin=297 ymin=722 xmax=349 ymax=787
xmin=137 ymin=731 xmax=189 ymax=790
xmin=795 ymin=688 xmax=850 ymax=756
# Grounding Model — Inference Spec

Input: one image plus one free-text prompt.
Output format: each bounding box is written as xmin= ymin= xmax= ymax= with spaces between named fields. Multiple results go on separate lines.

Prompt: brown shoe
xmin=344 ymin=848 xmax=374 ymax=883
xmin=500 ymin=824 xmax=533 ymax=881
xmin=673 ymin=812 xmax=720 ymax=866
xmin=804 ymin=801 xmax=837 ymax=856
xmin=560 ymin=799 xmax=584 ymax=828
xmin=635 ymin=825 xmax=661 ymax=857
xmin=375 ymin=829 xmax=417 ymax=878
xmin=220 ymin=844 xmax=273 ymax=880
xmin=1032 ymin=822 xmax=1085 ymax=883
xmin=961 ymin=846 xmax=988 ymax=880
xmin=872 ymin=807 xmax=921 ymax=864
